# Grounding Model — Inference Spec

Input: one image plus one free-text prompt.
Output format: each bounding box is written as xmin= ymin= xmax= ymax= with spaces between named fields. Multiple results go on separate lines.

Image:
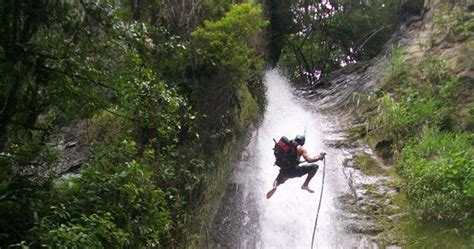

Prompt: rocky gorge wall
xmin=303 ymin=0 xmax=473 ymax=247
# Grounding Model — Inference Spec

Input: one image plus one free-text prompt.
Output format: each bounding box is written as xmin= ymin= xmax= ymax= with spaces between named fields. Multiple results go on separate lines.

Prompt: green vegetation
xmin=271 ymin=1 xmax=473 ymax=245
xmin=191 ymin=3 xmax=267 ymax=80
xmin=190 ymin=3 xmax=267 ymax=137
xmin=33 ymin=146 xmax=170 ymax=248
xmin=353 ymin=152 xmax=385 ymax=176
xmin=377 ymin=190 xmax=473 ymax=248
xmin=433 ymin=4 xmax=474 ymax=42
xmin=0 ymin=0 xmax=470 ymax=247
xmin=397 ymin=128 xmax=473 ymax=224
xmin=395 ymin=215 xmax=473 ymax=248
xmin=0 ymin=1 xmax=267 ymax=247
xmin=275 ymin=0 xmax=398 ymax=83
xmin=365 ymin=4 xmax=474 ymax=234
xmin=368 ymin=52 xmax=473 ymax=232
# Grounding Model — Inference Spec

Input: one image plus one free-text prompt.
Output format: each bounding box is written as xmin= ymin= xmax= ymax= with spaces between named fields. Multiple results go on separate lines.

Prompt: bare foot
xmin=301 ymin=185 xmax=315 ymax=193
xmin=266 ymin=188 xmax=277 ymax=199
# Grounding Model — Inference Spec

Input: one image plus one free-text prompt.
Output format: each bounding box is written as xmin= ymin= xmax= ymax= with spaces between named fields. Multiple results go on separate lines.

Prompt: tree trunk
xmin=131 ymin=0 xmax=143 ymax=21
xmin=0 ymin=0 xmax=48 ymax=148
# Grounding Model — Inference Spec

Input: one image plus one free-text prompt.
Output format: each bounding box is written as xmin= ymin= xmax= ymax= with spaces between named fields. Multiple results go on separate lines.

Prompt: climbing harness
xmin=310 ymin=156 xmax=326 ymax=249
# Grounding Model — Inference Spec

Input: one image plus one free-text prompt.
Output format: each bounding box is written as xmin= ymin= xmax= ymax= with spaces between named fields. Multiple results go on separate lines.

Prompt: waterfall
xmin=210 ymin=69 xmax=359 ymax=248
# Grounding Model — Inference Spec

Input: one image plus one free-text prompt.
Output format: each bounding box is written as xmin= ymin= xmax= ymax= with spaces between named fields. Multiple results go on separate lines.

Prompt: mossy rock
xmin=353 ymin=152 xmax=385 ymax=176
xmin=459 ymin=100 xmax=474 ymax=132
xmin=346 ymin=124 xmax=368 ymax=140
xmin=362 ymin=183 xmax=378 ymax=196
xmin=85 ymin=109 xmax=128 ymax=144
xmin=237 ymin=83 xmax=259 ymax=129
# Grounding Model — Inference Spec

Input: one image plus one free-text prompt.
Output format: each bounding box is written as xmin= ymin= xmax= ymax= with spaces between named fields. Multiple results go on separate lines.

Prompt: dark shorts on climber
xmin=275 ymin=163 xmax=319 ymax=185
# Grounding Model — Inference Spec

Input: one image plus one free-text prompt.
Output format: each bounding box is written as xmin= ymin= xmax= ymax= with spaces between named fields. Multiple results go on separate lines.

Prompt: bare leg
xmin=301 ymin=167 xmax=318 ymax=193
xmin=266 ymin=180 xmax=279 ymax=199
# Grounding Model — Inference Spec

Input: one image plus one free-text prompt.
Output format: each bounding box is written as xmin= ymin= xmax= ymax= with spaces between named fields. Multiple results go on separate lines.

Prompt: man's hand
xmin=319 ymin=152 xmax=326 ymax=160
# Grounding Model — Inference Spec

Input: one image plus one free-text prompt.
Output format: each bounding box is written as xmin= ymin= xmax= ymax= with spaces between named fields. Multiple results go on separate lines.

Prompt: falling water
xmin=210 ymin=69 xmax=360 ymax=248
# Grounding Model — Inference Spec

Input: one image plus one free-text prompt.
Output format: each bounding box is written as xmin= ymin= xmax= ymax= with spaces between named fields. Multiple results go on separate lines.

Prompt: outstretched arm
xmin=297 ymin=146 xmax=324 ymax=163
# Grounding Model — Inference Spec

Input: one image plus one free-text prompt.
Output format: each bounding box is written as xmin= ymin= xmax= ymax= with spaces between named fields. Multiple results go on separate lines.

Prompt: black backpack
xmin=273 ymin=136 xmax=298 ymax=168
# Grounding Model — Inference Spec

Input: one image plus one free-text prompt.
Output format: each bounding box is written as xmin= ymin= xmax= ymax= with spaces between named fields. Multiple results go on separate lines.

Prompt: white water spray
xmin=211 ymin=70 xmax=360 ymax=248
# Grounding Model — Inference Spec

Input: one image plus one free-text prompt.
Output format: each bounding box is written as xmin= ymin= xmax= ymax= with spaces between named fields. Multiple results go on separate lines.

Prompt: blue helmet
xmin=295 ymin=135 xmax=305 ymax=145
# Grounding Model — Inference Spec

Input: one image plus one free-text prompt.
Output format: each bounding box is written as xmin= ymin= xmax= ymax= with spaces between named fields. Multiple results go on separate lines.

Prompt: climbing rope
xmin=310 ymin=156 xmax=326 ymax=249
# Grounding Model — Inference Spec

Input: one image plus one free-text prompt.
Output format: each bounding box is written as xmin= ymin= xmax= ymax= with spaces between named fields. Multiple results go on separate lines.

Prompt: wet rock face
xmin=399 ymin=0 xmax=425 ymax=22
xmin=209 ymin=183 xmax=260 ymax=248
xmin=49 ymin=121 xmax=87 ymax=177
xmin=314 ymin=1 xmax=472 ymax=246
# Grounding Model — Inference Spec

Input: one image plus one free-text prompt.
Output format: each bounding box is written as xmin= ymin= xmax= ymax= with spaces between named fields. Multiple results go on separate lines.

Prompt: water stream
xmin=210 ymin=69 xmax=361 ymax=248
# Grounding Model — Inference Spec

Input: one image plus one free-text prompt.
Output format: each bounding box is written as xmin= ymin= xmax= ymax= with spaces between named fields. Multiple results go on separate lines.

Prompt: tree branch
xmin=44 ymin=66 xmax=119 ymax=92
xmin=355 ymin=25 xmax=390 ymax=52
xmin=105 ymin=109 xmax=139 ymax=122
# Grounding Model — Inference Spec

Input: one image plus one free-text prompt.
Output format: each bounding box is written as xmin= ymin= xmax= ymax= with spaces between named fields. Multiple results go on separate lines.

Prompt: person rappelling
xmin=266 ymin=134 xmax=326 ymax=199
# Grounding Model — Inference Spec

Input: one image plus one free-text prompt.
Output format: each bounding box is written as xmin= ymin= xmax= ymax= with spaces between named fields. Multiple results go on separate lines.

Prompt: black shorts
xmin=275 ymin=163 xmax=319 ymax=185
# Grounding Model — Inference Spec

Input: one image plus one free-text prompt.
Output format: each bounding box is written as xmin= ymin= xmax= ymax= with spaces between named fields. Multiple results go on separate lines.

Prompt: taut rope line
xmin=310 ymin=157 xmax=326 ymax=249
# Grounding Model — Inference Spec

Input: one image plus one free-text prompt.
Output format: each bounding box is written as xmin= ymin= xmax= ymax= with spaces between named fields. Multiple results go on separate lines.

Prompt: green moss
xmin=237 ymin=83 xmax=260 ymax=129
xmin=391 ymin=210 xmax=474 ymax=248
xmin=346 ymin=124 xmax=368 ymax=140
xmin=188 ymin=130 xmax=256 ymax=248
xmin=353 ymin=152 xmax=385 ymax=176
xmin=380 ymin=45 xmax=413 ymax=91
xmin=433 ymin=4 xmax=474 ymax=43
xmin=384 ymin=167 xmax=402 ymax=186
xmin=459 ymin=102 xmax=474 ymax=131
xmin=362 ymin=183 xmax=386 ymax=201
xmin=357 ymin=5 xmax=474 ymax=245
xmin=376 ymin=173 xmax=474 ymax=248
xmin=84 ymin=109 xmax=129 ymax=144
xmin=362 ymin=183 xmax=376 ymax=192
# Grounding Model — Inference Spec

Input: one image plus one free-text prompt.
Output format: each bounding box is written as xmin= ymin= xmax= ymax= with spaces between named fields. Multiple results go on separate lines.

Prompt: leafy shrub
xmin=367 ymin=42 xmax=473 ymax=232
xmin=371 ymin=52 xmax=463 ymax=142
xmin=433 ymin=4 xmax=474 ymax=42
xmin=370 ymin=93 xmax=440 ymax=143
xmin=0 ymin=1 xmax=264 ymax=248
xmin=191 ymin=3 xmax=267 ymax=80
xmin=189 ymin=3 xmax=267 ymax=150
xmin=278 ymin=0 xmax=397 ymax=82
xmin=85 ymin=110 xmax=126 ymax=144
xmin=396 ymin=128 xmax=474 ymax=225
xmin=419 ymin=56 xmax=455 ymax=88
xmin=381 ymin=46 xmax=412 ymax=91
xmin=36 ymin=212 xmax=129 ymax=249
xmin=31 ymin=145 xmax=171 ymax=248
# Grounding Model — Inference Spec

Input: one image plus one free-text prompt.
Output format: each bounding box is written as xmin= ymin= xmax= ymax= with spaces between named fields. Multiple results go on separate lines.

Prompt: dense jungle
xmin=0 ymin=0 xmax=472 ymax=248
